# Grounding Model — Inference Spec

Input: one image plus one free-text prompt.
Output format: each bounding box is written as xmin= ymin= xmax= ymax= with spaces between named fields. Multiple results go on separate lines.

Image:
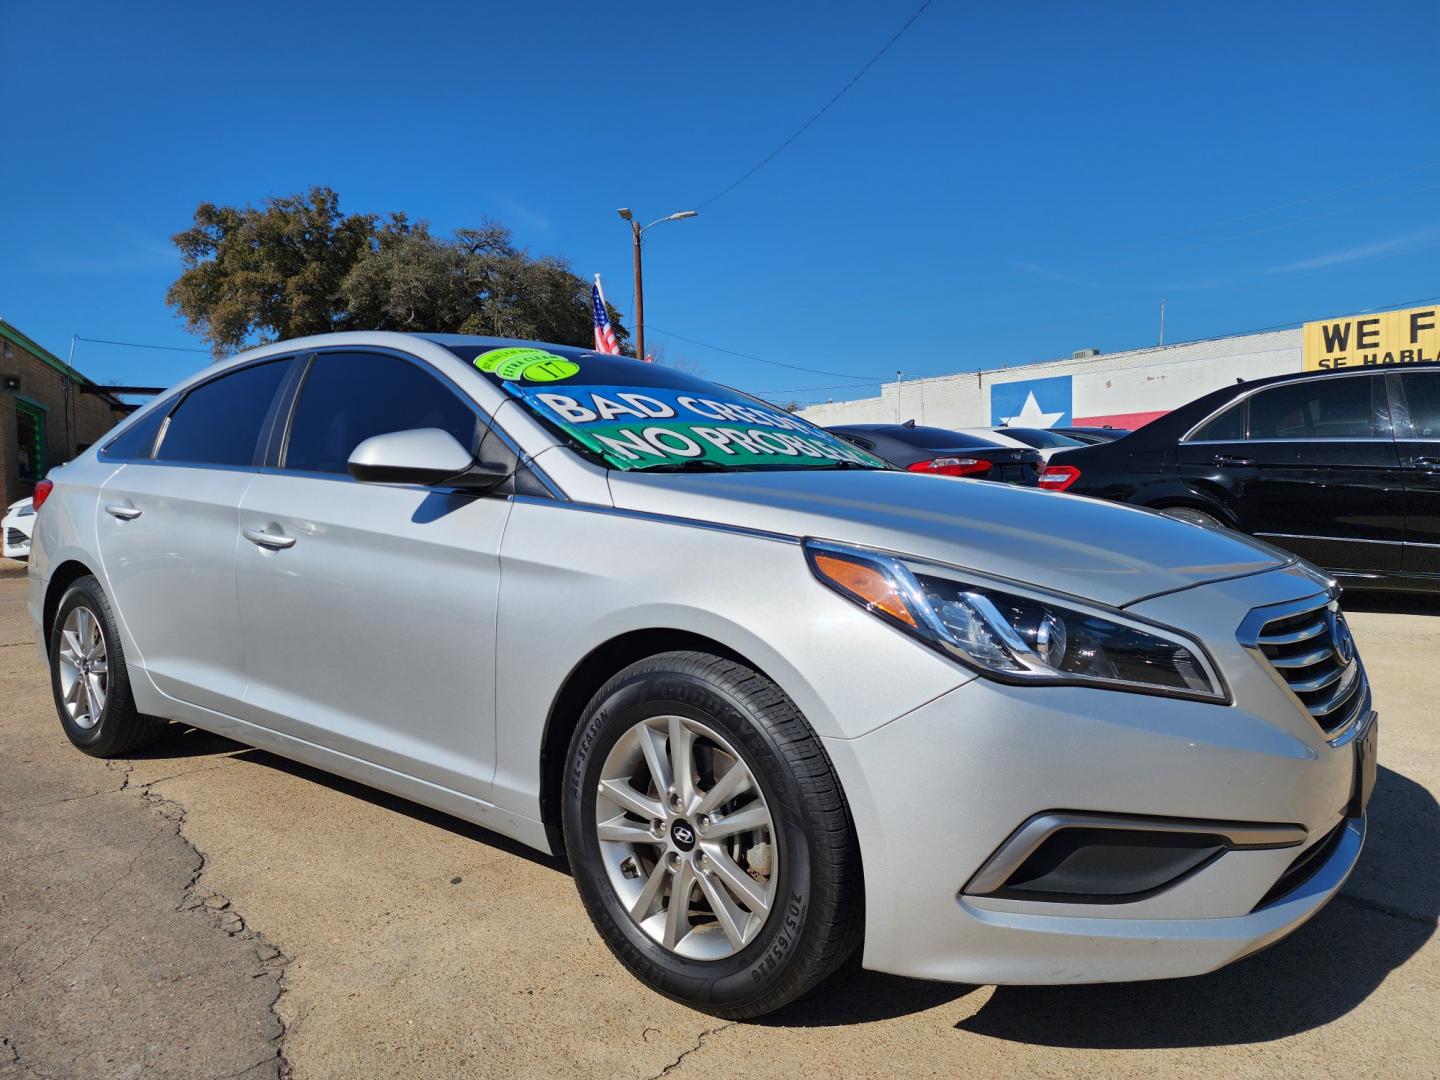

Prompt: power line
xmin=756 ymin=379 xmax=888 ymax=395
xmin=75 ymin=335 xmax=210 ymax=354
xmin=672 ymin=291 xmax=1440 ymax=406
xmin=695 ymin=0 xmax=935 ymax=210
xmin=645 ymin=324 xmax=887 ymax=381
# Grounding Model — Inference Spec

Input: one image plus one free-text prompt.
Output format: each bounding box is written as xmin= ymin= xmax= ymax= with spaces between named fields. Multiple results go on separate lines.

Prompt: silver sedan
xmin=27 ymin=333 xmax=1376 ymax=1018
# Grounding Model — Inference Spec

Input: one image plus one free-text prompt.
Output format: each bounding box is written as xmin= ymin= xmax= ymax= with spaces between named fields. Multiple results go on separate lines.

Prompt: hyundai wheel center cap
xmin=670 ymin=819 xmax=697 ymax=851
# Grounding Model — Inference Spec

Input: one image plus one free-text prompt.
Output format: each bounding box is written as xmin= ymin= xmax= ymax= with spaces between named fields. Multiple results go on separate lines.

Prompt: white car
xmin=3 ymin=497 xmax=35 ymax=560
xmin=26 ymin=332 xmax=1376 ymax=1018
xmin=962 ymin=427 xmax=1086 ymax=462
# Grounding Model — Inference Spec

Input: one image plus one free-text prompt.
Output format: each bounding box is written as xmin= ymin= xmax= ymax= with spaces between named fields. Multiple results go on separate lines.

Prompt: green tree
xmin=167 ymin=187 xmax=627 ymax=356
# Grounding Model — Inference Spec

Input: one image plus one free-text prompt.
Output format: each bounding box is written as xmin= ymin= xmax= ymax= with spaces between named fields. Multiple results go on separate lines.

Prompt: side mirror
xmin=347 ymin=428 xmax=508 ymax=491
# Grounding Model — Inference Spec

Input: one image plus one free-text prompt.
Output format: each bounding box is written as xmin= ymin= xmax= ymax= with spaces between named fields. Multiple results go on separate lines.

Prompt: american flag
xmin=591 ymin=275 xmax=621 ymax=355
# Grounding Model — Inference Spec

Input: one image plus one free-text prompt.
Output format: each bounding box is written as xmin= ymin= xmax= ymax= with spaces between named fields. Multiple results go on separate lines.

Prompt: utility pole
xmin=1159 ymin=298 xmax=1166 ymax=346
xmin=895 ymin=370 xmax=903 ymax=422
xmin=64 ymin=334 xmax=78 ymax=457
xmin=616 ymin=208 xmax=698 ymax=362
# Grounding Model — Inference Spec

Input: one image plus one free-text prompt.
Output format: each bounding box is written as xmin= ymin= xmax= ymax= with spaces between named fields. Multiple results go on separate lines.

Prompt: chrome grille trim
xmin=1269 ymin=644 xmax=1335 ymax=669
xmin=1238 ymin=591 xmax=1368 ymax=738
xmin=1256 ymin=620 xmax=1328 ymax=646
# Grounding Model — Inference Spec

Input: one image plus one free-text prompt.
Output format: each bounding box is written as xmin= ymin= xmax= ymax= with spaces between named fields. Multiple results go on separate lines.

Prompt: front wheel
xmin=562 ymin=651 xmax=862 ymax=1019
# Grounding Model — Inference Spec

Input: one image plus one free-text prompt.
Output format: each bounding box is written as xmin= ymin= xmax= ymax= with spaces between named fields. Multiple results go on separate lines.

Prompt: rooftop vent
xmin=1072 ymin=348 xmax=1101 ymax=359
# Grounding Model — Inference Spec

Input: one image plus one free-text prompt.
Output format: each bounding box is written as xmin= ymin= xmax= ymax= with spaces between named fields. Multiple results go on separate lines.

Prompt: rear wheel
xmin=562 ymin=651 xmax=862 ymax=1019
xmin=49 ymin=576 xmax=163 ymax=757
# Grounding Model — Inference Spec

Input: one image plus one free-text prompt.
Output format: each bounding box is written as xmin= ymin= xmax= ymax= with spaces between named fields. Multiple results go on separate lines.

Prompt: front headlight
xmin=805 ymin=539 xmax=1227 ymax=702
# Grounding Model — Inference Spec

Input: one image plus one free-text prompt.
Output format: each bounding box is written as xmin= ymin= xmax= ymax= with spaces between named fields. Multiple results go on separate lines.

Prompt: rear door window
xmin=1400 ymin=372 xmax=1440 ymax=438
xmin=1247 ymin=376 xmax=1375 ymax=440
xmin=1189 ymin=401 xmax=1246 ymax=442
xmin=283 ymin=351 xmax=482 ymax=475
xmin=101 ymin=404 xmax=171 ymax=461
xmin=154 ymin=360 xmax=290 ymax=467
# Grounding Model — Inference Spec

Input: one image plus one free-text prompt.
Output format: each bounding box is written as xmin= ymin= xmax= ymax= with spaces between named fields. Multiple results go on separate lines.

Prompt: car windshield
xmin=444 ymin=343 xmax=891 ymax=472
xmin=997 ymin=427 xmax=1086 ymax=450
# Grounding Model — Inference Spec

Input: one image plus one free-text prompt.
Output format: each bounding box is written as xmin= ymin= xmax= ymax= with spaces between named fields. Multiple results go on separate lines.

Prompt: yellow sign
xmin=1303 ymin=304 xmax=1440 ymax=370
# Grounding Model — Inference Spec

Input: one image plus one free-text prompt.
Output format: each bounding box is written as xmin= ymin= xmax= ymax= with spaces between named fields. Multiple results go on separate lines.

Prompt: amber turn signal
xmin=811 ymin=552 xmax=917 ymax=628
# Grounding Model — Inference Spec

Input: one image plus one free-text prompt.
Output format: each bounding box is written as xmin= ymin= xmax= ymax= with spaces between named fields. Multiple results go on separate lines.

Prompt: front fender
xmin=489 ymin=499 xmax=970 ymax=823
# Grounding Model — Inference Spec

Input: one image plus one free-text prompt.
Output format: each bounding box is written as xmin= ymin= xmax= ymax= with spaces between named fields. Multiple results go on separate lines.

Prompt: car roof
xmin=1222 ymin=359 xmax=1440 ymax=392
xmin=1058 ymin=360 xmax=1440 ymax=455
xmin=830 ymin=422 xmax=1002 ymax=441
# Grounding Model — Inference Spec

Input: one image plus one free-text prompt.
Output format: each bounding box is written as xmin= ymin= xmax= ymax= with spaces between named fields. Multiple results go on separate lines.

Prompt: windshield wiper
xmin=625 ymin=459 xmax=734 ymax=473
xmin=626 ymin=459 xmax=890 ymax=474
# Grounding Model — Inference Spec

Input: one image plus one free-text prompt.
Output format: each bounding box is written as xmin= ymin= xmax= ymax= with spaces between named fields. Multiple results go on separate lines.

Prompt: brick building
xmin=1 ymin=319 xmax=128 ymax=507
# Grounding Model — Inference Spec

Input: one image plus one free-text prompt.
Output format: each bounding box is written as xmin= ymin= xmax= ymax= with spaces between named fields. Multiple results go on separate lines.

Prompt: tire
xmin=49 ymin=575 xmax=164 ymax=758
xmin=562 ymin=651 xmax=863 ymax=1019
xmin=1160 ymin=506 xmax=1226 ymax=530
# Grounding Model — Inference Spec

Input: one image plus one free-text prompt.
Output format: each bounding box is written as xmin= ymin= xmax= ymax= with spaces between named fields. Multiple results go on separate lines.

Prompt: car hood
xmin=607 ymin=469 xmax=1294 ymax=608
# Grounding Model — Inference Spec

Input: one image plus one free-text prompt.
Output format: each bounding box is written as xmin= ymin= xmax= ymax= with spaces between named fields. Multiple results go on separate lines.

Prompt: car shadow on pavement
xmin=946 ymin=764 xmax=1436 ymax=1048
xmin=131 ymin=729 xmax=1434 ymax=1043
xmin=132 ymin=724 xmax=568 ymax=874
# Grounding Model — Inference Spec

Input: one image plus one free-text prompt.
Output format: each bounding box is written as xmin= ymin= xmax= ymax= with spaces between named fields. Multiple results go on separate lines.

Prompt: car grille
xmin=1251 ymin=595 xmax=1366 ymax=735
xmin=5 ymin=528 xmax=28 ymax=548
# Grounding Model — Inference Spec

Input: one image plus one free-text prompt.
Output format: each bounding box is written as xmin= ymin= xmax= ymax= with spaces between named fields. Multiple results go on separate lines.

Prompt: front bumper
xmin=2 ymin=515 xmax=32 ymax=559
xmin=826 ymin=658 xmax=1372 ymax=986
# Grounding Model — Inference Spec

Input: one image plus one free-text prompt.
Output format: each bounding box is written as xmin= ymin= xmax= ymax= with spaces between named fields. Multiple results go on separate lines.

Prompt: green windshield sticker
xmin=505 ymin=383 xmax=890 ymax=471
xmin=474 ymin=347 xmax=579 ymax=382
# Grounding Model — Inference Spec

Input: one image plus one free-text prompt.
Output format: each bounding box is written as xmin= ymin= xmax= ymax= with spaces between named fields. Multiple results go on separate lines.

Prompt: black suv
xmin=1041 ymin=363 xmax=1440 ymax=592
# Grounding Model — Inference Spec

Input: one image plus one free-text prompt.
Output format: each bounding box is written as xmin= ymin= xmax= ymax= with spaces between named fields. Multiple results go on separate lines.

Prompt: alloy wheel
xmin=57 ymin=606 xmax=108 ymax=730
xmin=594 ymin=715 xmax=778 ymax=960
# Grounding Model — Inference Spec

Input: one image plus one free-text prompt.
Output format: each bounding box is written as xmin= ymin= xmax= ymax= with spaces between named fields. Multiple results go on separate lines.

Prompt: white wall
xmin=798 ymin=329 xmax=1302 ymax=429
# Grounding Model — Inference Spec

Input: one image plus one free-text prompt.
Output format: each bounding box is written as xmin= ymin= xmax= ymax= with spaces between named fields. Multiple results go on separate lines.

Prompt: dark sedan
xmin=1039 ymin=363 xmax=1440 ymax=592
xmin=829 ymin=422 xmax=1042 ymax=484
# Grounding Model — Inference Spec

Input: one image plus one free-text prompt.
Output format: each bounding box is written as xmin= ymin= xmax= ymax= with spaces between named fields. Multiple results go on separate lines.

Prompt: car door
xmin=1393 ymin=368 xmax=1440 ymax=575
xmin=1177 ymin=372 xmax=1403 ymax=573
xmin=96 ymin=357 xmax=294 ymax=714
xmin=234 ymin=349 xmax=512 ymax=799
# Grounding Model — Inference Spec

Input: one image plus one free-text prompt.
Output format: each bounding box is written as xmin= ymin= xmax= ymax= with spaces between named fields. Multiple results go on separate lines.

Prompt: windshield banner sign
xmin=505 ymin=383 xmax=887 ymax=470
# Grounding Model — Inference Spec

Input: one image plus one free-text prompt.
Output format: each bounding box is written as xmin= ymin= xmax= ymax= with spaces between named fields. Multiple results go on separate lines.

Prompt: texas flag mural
xmin=989 ymin=375 xmax=1072 ymax=428
xmin=988 ymin=372 xmax=1173 ymax=430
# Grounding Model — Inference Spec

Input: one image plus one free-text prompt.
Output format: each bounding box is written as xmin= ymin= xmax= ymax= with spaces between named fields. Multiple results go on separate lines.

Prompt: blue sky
xmin=3 ymin=0 xmax=1438 ymax=403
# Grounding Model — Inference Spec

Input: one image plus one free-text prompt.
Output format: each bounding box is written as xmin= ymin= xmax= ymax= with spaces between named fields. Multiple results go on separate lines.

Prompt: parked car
xmin=1051 ymin=425 xmax=1132 ymax=445
xmin=3 ymin=496 xmax=35 ymax=560
xmin=828 ymin=422 xmax=1042 ymax=483
xmin=28 ymin=332 xmax=1375 ymax=1018
xmin=1039 ymin=363 xmax=1440 ymax=592
xmin=990 ymin=426 xmax=1089 ymax=458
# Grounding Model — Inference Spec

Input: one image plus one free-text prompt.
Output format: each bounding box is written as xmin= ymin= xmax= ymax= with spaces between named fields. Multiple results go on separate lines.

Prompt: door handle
xmin=1212 ymin=454 xmax=1254 ymax=467
xmin=243 ymin=527 xmax=296 ymax=550
xmin=104 ymin=504 xmax=142 ymax=521
xmin=1412 ymin=455 xmax=1440 ymax=469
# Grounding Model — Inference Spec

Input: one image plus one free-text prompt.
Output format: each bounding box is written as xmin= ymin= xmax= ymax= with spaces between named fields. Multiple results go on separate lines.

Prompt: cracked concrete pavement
xmin=2 ymin=561 xmax=1438 ymax=1077
xmin=0 ymin=562 xmax=285 ymax=1080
